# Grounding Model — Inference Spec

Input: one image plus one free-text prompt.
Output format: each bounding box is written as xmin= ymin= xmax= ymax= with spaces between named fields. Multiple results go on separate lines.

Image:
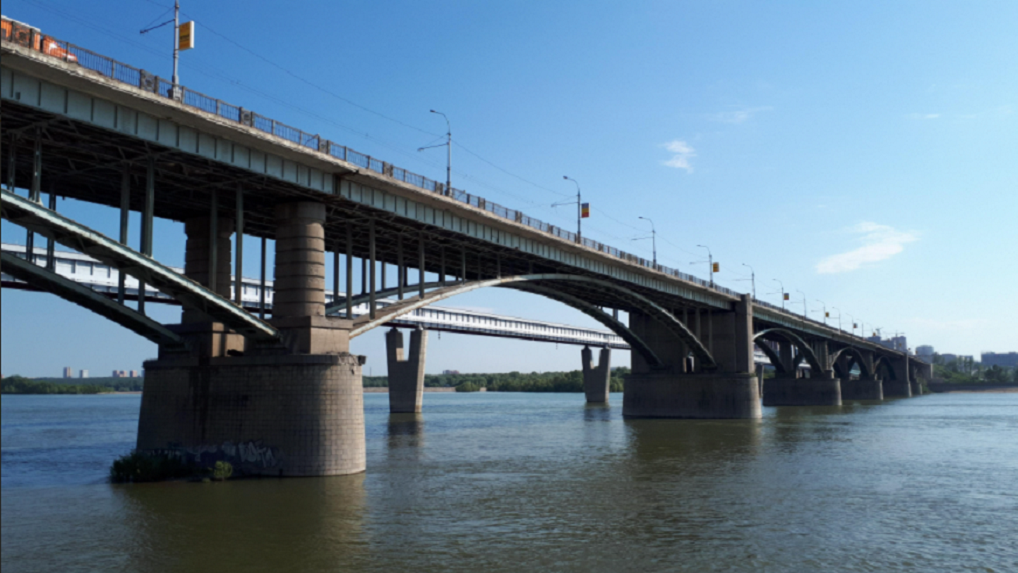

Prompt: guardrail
xmin=1 ymin=17 xmax=748 ymax=298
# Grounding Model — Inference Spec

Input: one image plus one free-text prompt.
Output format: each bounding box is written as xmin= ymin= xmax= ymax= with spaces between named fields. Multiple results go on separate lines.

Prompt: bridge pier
xmin=582 ymin=346 xmax=611 ymax=404
xmin=883 ymin=358 xmax=912 ymax=398
xmin=624 ymin=295 xmax=761 ymax=419
xmin=840 ymin=377 xmax=884 ymax=401
xmin=763 ymin=372 xmax=842 ymax=407
xmin=387 ymin=327 xmax=427 ymax=414
xmin=138 ymin=201 xmax=367 ymax=477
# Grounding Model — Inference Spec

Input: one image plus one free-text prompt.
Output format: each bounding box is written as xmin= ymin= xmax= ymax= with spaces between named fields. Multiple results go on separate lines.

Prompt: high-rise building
xmin=79 ymin=370 xmax=89 ymax=379
xmin=917 ymin=345 xmax=935 ymax=362
xmin=981 ymin=352 xmax=1018 ymax=368
xmin=63 ymin=367 xmax=73 ymax=379
xmin=130 ymin=370 xmax=139 ymax=378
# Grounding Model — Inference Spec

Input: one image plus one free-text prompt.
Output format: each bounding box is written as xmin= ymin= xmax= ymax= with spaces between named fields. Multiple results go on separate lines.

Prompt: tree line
xmin=931 ymin=356 xmax=1018 ymax=385
xmin=1 ymin=376 xmax=144 ymax=394
xmin=364 ymin=368 xmax=631 ymax=393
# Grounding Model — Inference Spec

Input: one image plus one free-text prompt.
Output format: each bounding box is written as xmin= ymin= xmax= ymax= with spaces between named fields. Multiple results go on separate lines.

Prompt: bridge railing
xmin=2 ymin=16 xmax=747 ymax=302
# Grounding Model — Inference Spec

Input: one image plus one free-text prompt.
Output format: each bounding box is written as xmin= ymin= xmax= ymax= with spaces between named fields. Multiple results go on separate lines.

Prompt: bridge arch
xmin=831 ymin=347 xmax=873 ymax=378
xmin=874 ymin=356 xmax=896 ymax=380
xmin=754 ymin=340 xmax=790 ymax=375
xmin=347 ymin=274 xmax=715 ymax=369
xmin=753 ymin=328 xmax=825 ymax=373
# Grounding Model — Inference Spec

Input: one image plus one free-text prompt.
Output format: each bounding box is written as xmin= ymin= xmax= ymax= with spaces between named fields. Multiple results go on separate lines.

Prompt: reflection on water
xmin=3 ymin=392 xmax=1017 ymax=573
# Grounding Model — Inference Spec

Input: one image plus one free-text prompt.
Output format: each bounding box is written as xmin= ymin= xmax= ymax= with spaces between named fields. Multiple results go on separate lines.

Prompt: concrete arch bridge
xmin=0 ymin=20 xmax=930 ymax=477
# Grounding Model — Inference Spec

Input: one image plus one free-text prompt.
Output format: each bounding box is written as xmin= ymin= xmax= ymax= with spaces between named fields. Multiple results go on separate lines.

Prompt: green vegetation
xmin=35 ymin=377 xmax=145 ymax=392
xmin=2 ymin=376 xmax=114 ymax=395
xmin=110 ymin=452 xmax=235 ymax=484
xmin=110 ymin=452 xmax=197 ymax=483
xmin=365 ymin=368 xmax=630 ymax=393
xmin=931 ymin=355 xmax=1017 ymax=385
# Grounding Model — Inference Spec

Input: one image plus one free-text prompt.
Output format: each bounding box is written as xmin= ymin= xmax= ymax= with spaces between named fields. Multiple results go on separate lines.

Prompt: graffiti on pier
xmin=168 ymin=441 xmax=281 ymax=469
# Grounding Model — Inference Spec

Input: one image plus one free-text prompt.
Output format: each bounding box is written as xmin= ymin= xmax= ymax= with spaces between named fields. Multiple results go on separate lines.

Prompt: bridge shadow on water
xmin=110 ymin=474 xmax=370 ymax=573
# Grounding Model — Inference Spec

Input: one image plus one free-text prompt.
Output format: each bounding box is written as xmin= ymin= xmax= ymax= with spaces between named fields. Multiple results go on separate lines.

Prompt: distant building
xmin=130 ymin=370 xmax=139 ymax=378
xmin=63 ymin=367 xmax=73 ymax=379
xmin=79 ymin=370 xmax=89 ymax=379
xmin=940 ymin=353 xmax=958 ymax=364
xmin=982 ymin=352 xmax=1018 ymax=368
xmin=917 ymin=345 xmax=935 ymax=362
xmin=867 ymin=335 xmax=908 ymax=352
xmin=442 ymin=370 xmax=461 ymax=376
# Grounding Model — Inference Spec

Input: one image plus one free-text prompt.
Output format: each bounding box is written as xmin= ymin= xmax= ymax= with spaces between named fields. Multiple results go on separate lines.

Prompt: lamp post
xmin=634 ymin=217 xmax=657 ymax=266
xmin=796 ymin=290 xmax=807 ymax=317
xmin=832 ymin=307 xmax=842 ymax=331
xmin=693 ymin=245 xmax=715 ymax=288
xmin=815 ymin=299 xmax=827 ymax=325
xmin=773 ymin=279 xmax=786 ymax=310
xmin=742 ymin=263 xmax=756 ymax=299
xmin=555 ymin=176 xmax=583 ymax=242
xmin=846 ymin=313 xmax=855 ymax=335
xmin=418 ymin=110 xmax=452 ymax=195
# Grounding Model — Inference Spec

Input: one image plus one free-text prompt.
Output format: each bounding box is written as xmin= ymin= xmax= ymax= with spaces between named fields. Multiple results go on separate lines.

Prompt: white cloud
xmin=907 ymin=113 xmax=941 ymax=120
xmin=661 ymin=140 xmax=696 ymax=173
xmin=816 ymin=222 xmax=919 ymax=274
xmin=712 ymin=106 xmax=773 ymax=124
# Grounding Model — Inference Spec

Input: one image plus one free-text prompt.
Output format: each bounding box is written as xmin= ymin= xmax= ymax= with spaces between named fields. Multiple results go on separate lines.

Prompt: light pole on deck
xmin=742 ymin=263 xmax=756 ymax=299
xmin=635 ymin=217 xmax=657 ymax=266
xmin=555 ymin=176 xmax=583 ymax=242
xmin=419 ymin=110 xmax=452 ymax=196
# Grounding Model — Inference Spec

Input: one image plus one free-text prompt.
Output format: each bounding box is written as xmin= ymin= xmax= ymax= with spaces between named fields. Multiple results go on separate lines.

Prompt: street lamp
xmin=772 ymin=279 xmax=786 ymax=310
xmin=815 ymin=299 xmax=827 ymax=324
xmin=796 ymin=290 xmax=807 ymax=317
xmin=742 ymin=263 xmax=756 ymax=299
xmin=831 ymin=307 xmax=843 ymax=331
xmin=691 ymin=245 xmax=715 ymax=288
xmin=555 ymin=176 xmax=583 ymax=242
xmin=846 ymin=313 xmax=855 ymax=335
xmin=634 ymin=217 xmax=657 ymax=266
xmin=418 ymin=110 xmax=452 ymax=196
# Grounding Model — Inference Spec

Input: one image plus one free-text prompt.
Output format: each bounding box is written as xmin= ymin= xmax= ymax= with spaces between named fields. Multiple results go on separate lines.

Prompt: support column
xmin=139 ymin=201 xmax=366 ymax=478
xmin=841 ymin=376 xmax=884 ymax=401
xmin=624 ymin=295 xmax=761 ymax=419
xmin=884 ymin=357 xmax=913 ymax=398
xmin=182 ymin=216 xmax=234 ymax=323
xmin=582 ymin=346 xmax=611 ymax=404
xmin=387 ymin=327 xmax=427 ymax=414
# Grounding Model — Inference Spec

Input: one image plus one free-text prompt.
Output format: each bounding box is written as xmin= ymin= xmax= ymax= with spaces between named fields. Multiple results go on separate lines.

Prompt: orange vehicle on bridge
xmin=2 ymin=16 xmax=78 ymax=63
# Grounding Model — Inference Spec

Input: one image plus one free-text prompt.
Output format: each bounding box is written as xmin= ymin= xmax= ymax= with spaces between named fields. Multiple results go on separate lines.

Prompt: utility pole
xmin=556 ymin=176 xmax=583 ymax=243
xmin=742 ymin=263 xmax=756 ymax=299
xmin=635 ymin=217 xmax=657 ymax=266
xmin=773 ymin=279 xmax=786 ymax=310
xmin=693 ymin=245 xmax=714 ymax=288
xmin=419 ymin=110 xmax=452 ymax=195
xmin=797 ymin=290 xmax=807 ymax=317
xmin=816 ymin=299 xmax=827 ymax=325
xmin=172 ymin=0 xmax=180 ymax=93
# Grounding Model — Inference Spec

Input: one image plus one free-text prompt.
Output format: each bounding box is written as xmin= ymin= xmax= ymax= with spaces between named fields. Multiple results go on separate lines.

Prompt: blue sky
xmin=2 ymin=0 xmax=1016 ymax=377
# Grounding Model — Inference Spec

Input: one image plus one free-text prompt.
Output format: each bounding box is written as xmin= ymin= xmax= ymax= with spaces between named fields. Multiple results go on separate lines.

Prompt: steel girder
xmin=1 ymin=189 xmax=279 ymax=342
xmin=348 ymin=273 xmax=715 ymax=369
xmin=1 ymin=251 xmax=186 ymax=347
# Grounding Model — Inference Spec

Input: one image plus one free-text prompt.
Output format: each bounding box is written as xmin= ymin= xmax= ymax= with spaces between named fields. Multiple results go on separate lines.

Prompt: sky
xmin=2 ymin=0 xmax=1016 ymax=378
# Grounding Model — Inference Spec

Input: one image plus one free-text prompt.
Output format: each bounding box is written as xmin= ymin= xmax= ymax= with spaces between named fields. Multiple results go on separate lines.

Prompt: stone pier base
xmin=883 ymin=378 xmax=913 ymax=398
xmin=910 ymin=380 xmax=923 ymax=396
xmin=137 ymin=353 xmax=366 ymax=477
xmin=763 ymin=376 xmax=842 ymax=407
xmin=623 ymin=373 xmax=761 ymax=419
xmin=841 ymin=377 xmax=883 ymax=401
xmin=582 ymin=347 xmax=611 ymax=404
xmin=386 ymin=328 xmax=427 ymax=414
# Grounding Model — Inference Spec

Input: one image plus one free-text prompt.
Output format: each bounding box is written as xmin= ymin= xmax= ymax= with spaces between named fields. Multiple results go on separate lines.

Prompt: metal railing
xmin=1 ymin=16 xmax=769 ymax=305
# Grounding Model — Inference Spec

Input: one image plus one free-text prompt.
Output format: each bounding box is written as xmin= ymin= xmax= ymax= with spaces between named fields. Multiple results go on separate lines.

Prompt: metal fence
xmin=1 ymin=16 xmax=809 ymax=309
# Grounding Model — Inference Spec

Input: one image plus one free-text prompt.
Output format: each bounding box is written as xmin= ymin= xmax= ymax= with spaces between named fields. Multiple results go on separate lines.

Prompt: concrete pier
xmin=582 ymin=346 xmax=611 ymax=404
xmin=386 ymin=327 xmax=427 ymax=413
xmin=137 ymin=201 xmax=368 ymax=477
xmin=623 ymin=373 xmax=761 ymax=419
xmin=138 ymin=354 xmax=366 ymax=477
xmin=763 ymin=375 xmax=842 ymax=407
xmin=840 ymin=377 xmax=884 ymax=401
xmin=624 ymin=295 xmax=761 ymax=419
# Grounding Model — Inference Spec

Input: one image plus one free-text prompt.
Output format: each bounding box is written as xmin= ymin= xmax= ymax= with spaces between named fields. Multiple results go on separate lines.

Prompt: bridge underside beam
xmin=1 ymin=189 xmax=279 ymax=343
xmin=1 ymin=251 xmax=185 ymax=347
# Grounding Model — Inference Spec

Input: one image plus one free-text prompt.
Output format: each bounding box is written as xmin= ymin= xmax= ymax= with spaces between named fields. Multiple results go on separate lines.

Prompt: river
xmin=2 ymin=392 xmax=1016 ymax=572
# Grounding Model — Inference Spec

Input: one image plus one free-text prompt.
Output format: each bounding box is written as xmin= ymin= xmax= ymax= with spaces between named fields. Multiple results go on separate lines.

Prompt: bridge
xmin=0 ymin=17 xmax=931 ymax=477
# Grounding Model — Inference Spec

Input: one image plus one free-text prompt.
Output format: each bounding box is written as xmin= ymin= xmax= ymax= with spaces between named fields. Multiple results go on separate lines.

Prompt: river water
xmin=2 ymin=392 xmax=1016 ymax=573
